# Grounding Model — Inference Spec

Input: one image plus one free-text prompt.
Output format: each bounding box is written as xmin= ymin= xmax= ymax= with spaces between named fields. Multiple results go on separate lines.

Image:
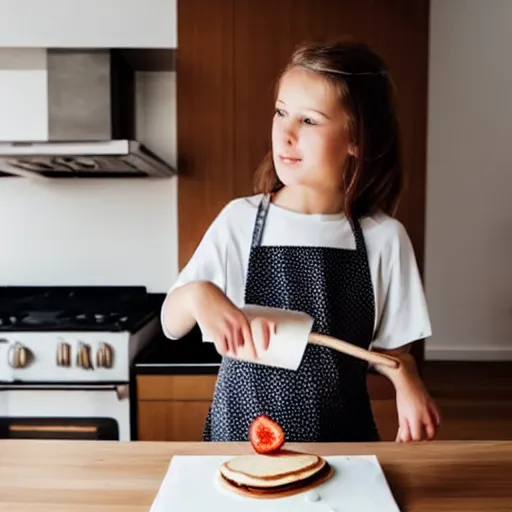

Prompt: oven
xmin=0 ymin=286 xmax=164 ymax=442
xmin=0 ymin=383 xmax=130 ymax=440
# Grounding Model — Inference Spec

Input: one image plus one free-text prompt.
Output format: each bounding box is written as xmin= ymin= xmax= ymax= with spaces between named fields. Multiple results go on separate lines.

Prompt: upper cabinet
xmin=0 ymin=0 xmax=177 ymax=48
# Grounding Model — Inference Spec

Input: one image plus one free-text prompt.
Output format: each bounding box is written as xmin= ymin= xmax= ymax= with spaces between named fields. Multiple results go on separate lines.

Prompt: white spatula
xmin=204 ymin=305 xmax=400 ymax=371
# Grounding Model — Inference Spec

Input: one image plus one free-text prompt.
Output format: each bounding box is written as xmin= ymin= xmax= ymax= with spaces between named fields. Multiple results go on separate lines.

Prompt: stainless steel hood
xmin=0 ymin=50 xmax=176 ymax=179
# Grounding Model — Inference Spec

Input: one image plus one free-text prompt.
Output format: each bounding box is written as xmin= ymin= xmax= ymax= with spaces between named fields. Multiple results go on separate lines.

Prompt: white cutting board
xmin=150 ymin=454 xmax=401 ymax=511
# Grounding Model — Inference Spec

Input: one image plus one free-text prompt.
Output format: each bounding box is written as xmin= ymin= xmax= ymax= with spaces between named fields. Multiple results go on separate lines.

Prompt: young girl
xmin=162 ymin=40 xmax=441 ymax=444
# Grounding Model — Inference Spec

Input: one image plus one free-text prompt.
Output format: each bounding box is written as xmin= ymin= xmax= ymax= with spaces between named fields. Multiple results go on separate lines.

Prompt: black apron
xmin=203 ymin=194 xmax=379 ymax=442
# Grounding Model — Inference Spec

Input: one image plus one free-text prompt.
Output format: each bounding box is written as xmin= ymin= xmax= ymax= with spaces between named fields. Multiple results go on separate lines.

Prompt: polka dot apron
xmin=203 ymin=194 xmax=379 ymax=442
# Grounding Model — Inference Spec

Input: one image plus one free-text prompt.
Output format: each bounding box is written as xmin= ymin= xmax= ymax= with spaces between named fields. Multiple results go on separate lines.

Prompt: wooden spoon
xmin=308 ymin=333 xmax=400 ymax=369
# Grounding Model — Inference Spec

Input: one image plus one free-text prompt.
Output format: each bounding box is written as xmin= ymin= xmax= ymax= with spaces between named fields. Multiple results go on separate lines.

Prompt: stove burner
xmin=74 ymin=312 xmax=129 ymax=326
xmin=23 ymin=311 xmax=61 ymax=326
xmin=0 ymin=286 xmax=165 ymax=333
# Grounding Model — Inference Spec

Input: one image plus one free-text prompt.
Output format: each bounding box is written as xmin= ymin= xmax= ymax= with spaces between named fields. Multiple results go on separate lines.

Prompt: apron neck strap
xmin=251 ymin=194 xmax=271 ymax=249
xmin=351 ymin=216 xmax=368 ymax=256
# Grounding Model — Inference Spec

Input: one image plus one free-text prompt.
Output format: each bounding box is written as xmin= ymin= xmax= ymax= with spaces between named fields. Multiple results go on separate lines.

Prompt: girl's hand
xmin=394 ymin=374 xmax=441 ymax=442
xmin=372 ymin=348 xmax=441 ymax=442
xmin=189 ymin=281 xmax=274 ymax=360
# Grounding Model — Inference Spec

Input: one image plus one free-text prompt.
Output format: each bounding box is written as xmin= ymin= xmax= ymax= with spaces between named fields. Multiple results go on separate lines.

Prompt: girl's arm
xmin=160 ymin=202 xmax=258 ymax=357
xmin=161 ymin=281 xmax=202 ymax=339
xmin=368 ymin=219 xmax=440 ymax=442
xmin=162 ymin=281 xmax=260 ymax=358
xmin=372 ymin=344 xmax=441 ymax=442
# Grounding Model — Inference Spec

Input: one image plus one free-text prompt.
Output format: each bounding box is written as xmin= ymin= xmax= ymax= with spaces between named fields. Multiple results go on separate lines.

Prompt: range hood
xmin=0 ymin=50 xmax=176 ymax=179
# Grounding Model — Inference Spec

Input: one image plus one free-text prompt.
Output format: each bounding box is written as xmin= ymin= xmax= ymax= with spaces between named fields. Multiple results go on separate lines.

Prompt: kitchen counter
xmin=1 ymin=439 xmax=511 ymax=511
xmin=133 ymin=324 xmax=221 ymax=375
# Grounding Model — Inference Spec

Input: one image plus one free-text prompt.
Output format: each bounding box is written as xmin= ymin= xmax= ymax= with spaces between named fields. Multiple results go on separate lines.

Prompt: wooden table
xmin=1 ymin=440 xmax=511 ymax=511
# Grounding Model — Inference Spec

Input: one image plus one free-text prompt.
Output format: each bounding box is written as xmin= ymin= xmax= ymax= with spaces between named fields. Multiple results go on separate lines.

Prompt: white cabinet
xmin=0 ymin=0 xmax=177 ymax=48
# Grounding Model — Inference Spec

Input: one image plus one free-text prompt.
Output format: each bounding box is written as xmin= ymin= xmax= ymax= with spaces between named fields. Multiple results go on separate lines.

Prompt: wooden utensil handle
xmin=307 ymin=333 xmax=400 ymax=369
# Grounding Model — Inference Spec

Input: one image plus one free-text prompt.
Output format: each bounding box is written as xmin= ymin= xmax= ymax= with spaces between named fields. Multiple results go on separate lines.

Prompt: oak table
xmin=1 ymin=440 xmax=511 ymax=511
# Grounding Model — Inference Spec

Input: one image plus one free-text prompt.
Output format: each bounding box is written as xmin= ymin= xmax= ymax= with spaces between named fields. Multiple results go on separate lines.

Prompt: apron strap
xmin=251 ymin=194 xmax=271 ymax=248
xmin=352 ymin=217 xmax=369 ymax=257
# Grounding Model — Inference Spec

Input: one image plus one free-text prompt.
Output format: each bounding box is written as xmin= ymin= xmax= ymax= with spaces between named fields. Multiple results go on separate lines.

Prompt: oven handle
xmin=0 ymin=384 xmax=129 ymax=400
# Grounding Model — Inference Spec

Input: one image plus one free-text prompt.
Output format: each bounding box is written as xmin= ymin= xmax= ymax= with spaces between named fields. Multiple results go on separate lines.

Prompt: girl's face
xmin=272 ymin=67 xmax=355 ymax=193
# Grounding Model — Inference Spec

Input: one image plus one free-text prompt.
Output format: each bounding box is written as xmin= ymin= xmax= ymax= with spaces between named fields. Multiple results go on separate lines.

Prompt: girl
xmin=162 ymin=40 xmax=441 ymax=443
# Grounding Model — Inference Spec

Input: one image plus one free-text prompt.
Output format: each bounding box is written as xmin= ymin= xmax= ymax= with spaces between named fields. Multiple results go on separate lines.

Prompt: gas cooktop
xmin=0 ymin=286 xmax=165 ymax=333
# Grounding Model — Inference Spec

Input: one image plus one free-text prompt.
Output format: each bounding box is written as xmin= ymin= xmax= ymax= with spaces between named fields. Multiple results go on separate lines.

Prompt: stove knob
xmin=76 ymin=342 xmax=93 ymax=370
xmin=57 ymin=342 xmax=71 ymax=367
xmin=8 ymin=342 xmax=32 ymax=369
xmin=97 ymin=345 xmax=104 ymax=368
xmin=96 ymin=343 xmax=114 ymax=369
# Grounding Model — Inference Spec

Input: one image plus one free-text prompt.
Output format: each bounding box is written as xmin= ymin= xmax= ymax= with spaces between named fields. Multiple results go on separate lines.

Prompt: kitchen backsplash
xmin=0 ymin=70 xmax=178 ymax=293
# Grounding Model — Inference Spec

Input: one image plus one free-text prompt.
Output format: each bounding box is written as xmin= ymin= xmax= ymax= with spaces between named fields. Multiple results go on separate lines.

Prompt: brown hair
xmin=253 ymin=40 xmax=404 ymax=221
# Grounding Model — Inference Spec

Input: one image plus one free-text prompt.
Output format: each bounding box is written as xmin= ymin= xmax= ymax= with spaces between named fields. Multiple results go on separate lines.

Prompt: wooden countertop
xmin=1 ymin=440 xmax=511 ymax=511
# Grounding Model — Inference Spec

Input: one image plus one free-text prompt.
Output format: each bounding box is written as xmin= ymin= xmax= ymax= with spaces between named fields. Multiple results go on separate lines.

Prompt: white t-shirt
xmin=162 ymin=194 xmax=432 ymax=350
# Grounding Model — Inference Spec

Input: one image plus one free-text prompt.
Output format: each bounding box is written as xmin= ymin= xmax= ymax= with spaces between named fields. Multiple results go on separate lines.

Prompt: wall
xmin=0 ymin=0 xmax=177 ymax=48
xmin=0 ymin=55 xmax=178 ymax=293
xmin=425 ymin=0 xmax=512 ymax=360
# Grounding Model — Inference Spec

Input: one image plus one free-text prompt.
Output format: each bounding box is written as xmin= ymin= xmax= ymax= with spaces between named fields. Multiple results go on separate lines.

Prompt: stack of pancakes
xmin=219 ymin=450 xmax=332 ymax=498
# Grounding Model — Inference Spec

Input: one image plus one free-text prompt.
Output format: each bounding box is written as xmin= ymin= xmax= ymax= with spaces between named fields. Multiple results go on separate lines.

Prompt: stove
xmin=0 ymin=286 xmax=164 ymax=383
xmin=0 ymin=286 xmax=165 ymax=441
xmin=0 ymin=286 xmax=160 ymax=332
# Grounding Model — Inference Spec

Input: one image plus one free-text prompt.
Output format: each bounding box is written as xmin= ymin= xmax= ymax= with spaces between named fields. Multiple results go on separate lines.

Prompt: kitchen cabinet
xmin=0 ymin=0 xmax=176 ymax=48
xmin=136 ymin=373 xmax=397 ymax=442
xmin=137 ymin=375 xmax=217 ymax=441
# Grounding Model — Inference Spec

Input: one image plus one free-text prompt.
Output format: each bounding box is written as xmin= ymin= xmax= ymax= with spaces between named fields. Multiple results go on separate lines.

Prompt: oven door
xmin=0 ymin=384 xmax=130 ymax=441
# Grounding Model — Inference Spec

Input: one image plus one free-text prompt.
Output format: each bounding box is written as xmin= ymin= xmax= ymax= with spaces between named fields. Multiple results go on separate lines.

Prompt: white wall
xmin=0 ymin=69 xmax=178 ymax=293
xmin=425 ymin=0 xmax=512 ymax=360
xmin=0 ymin=0 xmax=177 ymax=48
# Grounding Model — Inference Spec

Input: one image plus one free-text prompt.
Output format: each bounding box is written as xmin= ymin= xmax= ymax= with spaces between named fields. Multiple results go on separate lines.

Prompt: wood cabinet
xmin=0 ymin=0 xmax=177 ymax=48
xmin=136 ymin=365 xmax=512 ymax=443
xmin=177 ymin=0 xmax=430 ymax=367
xmin=137 ymin=375 xmax=216 ymax=441
xmin=136 ymin=373 xmax=397 ymax=441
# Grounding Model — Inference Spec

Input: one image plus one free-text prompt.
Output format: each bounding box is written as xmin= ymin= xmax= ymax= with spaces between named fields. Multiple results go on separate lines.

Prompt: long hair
xmin=253 ymin=40 xmax=404 ymax=221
